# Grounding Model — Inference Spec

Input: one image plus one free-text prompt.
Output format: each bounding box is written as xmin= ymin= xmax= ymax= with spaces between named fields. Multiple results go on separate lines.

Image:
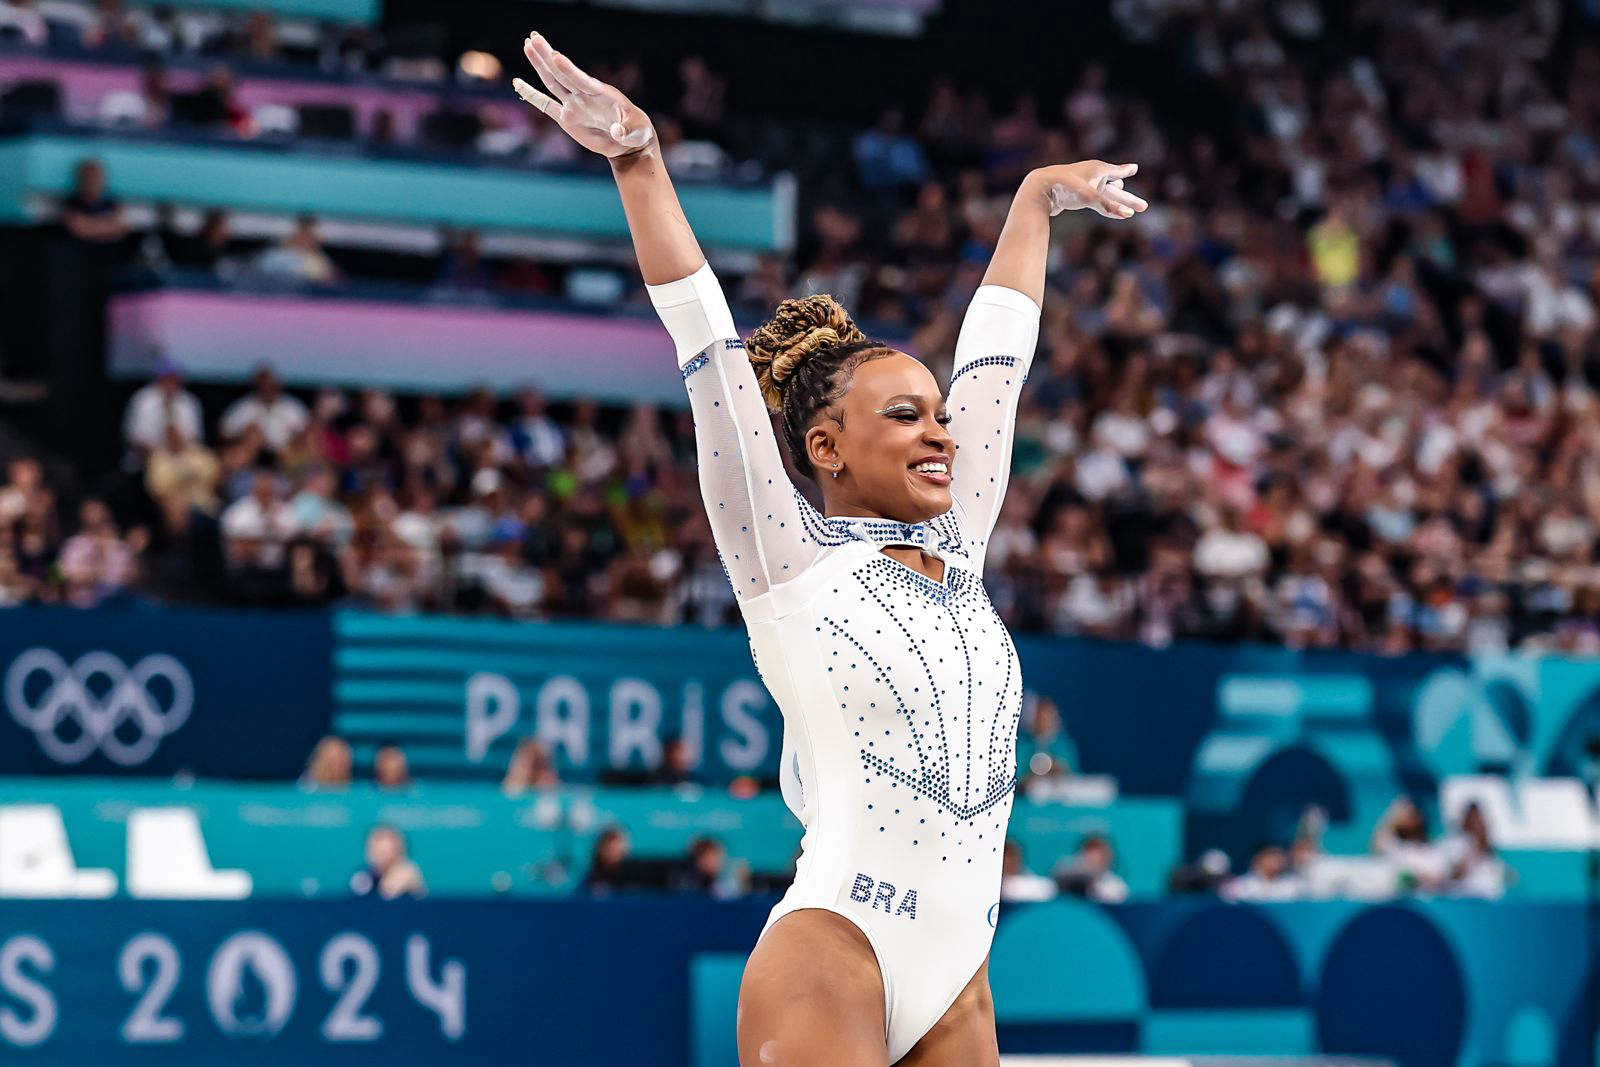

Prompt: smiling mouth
xmin=911 ymin=467 xmax=951 ymax=486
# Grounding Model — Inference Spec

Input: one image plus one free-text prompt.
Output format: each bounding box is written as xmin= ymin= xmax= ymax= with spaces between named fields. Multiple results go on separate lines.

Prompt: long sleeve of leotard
xmin=648 ymin=262 xmax=821 ymax=601
xmin=943 ymin=284 xmax=1041 ymax=576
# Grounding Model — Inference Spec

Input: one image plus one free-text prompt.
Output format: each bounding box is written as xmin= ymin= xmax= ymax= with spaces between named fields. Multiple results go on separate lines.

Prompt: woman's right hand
xmin=513 ymin=33 xmax=656 ymax=159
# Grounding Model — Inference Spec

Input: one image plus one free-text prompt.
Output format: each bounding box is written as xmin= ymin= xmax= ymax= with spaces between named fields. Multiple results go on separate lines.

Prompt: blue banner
xmin=333 ymin=613 xmax=776 ymax=783
xmin=0 ymin=606 xmax=331 ymax=779
xmin=333 ymin=612 xmax=1600 ymax=868
xmin=0 ymin=898 xmax=1585 ymax=1067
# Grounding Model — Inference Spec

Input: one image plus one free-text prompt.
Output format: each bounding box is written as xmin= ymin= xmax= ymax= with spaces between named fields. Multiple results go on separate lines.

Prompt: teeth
xmin=914 ymin=463 xmax=948 ymax=474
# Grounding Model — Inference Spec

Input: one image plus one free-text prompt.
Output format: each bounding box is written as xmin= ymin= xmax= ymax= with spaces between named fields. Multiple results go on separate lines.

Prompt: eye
xmin=936 ymin=414 xmax=953 ymax=426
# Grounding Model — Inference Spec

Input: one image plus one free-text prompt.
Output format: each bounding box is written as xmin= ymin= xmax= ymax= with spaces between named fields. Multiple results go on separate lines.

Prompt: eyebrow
xmin=878 ymin=395 xmax=948 ymax=411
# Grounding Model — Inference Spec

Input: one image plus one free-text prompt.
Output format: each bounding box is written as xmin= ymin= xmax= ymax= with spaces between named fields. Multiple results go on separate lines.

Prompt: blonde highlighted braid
xmin=744 ymin=294 xmax=893 ymax=480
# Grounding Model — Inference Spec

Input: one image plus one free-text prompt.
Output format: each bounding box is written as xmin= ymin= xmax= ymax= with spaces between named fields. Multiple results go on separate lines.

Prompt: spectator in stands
xmin=674 ymin=835 xmax=741 ymax=898
xmin=350 ymin=824 xmax=426 ymax=899
xmin=583 ymin=826 xmax=632 ymax=893
xmin=288 ymin=465 xmax=352 ymax=545
xmin=302 ymin=735 xmax=353 ymax=789
xmin=459 ymin=525 xmax=545 ymax=618
xmin=373 ymin=743 xmax=412 ymax=790
xmin=0 ymin=0 xmax=47 ymax=47
xmin=175 ymin=64 xmax=250 ymax=136
xmin=285 ymin=535 xmax=345 ymax=604
xmin=1222 ymin=844 xmax=1306 ymax=902
xmin=502 ymin=739 xmax=560 ymax=795
xmin=57 ymin=498 xmax=141 ymax=608
xmin=123 ymin=357 xmax=203 ymax=457
xmin=1440 ymin=803 xmax=1509 ymax=899
xmin=1056 ymin=834 xmax=1129 ymax=904
xmin=436 ymin=230 xmax=490 ymax=292
xmin=1371 ymin=796 xmax=1447 ymax=893
xmin=999 ymin=839 xmax=1057 ymax=903
xmin=649 ymin=736 xmax=696 ymax=787
xmin=1168 ymin=849 xmax=1233 ymax=895
xmin=853 ymin=107 xmax=932 ymax=198
xmin=126 ymin=64 xmax=173 ymax=129
xmin=220 ymin=365 xmax=310 ymax=453
xmin=0 ymin=457 xmax=46 ymax=529
xmin=61 ymin=159 xmax=128 ymax=245
xmin=250 ymin=215 xmax=340 ymax=286
xmin=505 ymin=388 xmax=565 ymax=470
xmin=221 ymin=466 xmax=295 ymax=569
xmin=1016 ymin=696 xmax=1078 ymax=789
xmin=145 ymin=423 xmax=222 ymax=515
xmin=675 ymin=56 xmax=725 ymax=142
xmin=168 ymin=209 xmax=239 ymax=275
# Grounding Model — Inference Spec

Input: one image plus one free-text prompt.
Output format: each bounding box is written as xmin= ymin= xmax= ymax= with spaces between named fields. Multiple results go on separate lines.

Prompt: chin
xmin=904 ymin=483 xmax=952 ymax=522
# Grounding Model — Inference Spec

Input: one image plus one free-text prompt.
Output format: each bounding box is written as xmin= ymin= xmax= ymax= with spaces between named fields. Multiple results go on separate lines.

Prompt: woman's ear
xmin=805 ymin=423 xmax=839 ymax=474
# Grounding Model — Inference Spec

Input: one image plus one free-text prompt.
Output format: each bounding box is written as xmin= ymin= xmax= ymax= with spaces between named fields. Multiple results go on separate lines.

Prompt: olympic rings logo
xmin=4 ymin=649 xmax=193 ymax=766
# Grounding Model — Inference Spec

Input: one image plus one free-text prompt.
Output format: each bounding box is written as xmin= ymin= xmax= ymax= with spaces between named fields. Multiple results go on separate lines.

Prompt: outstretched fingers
xmin=1101 ymin=178 xmax=1149 ymax=216
xmin=547 ymin=47 xmax=610 ymax=96
xmin=523 ymin=33 xmax=574 ymax=99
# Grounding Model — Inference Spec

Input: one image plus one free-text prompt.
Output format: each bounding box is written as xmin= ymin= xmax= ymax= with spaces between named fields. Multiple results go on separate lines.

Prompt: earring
xmin=831 ymin=463 xmax=840 ymax=480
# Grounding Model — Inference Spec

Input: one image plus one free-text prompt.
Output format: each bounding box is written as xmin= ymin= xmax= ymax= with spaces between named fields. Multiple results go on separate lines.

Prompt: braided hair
xmin=745 ymin=294 xmax=893 ymax=480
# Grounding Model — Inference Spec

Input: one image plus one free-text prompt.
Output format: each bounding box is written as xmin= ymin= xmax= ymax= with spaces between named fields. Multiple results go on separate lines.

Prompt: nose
xmin=924 ymin=420 xmax=954 ymax=454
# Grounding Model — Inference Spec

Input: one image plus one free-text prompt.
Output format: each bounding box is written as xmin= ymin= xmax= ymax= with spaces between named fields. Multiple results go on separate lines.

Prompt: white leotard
xmin=649 ymin=264 xmax=1039 ymax=1063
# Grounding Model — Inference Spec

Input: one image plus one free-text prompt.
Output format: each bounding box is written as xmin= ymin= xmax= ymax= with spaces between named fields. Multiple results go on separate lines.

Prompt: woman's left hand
xmin=1032 ymin=161 xmax=1149 ymax=219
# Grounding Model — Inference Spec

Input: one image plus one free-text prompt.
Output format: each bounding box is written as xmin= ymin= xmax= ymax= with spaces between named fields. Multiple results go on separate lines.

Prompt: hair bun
xmin=745 ymin=294 xmax=866 ymax=412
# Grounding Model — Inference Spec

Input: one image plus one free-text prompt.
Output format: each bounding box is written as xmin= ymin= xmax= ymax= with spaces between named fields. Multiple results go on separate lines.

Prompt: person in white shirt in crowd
xmin=1370 ymin=795 xmax=1448 ymax=892
xmin=0 ymin=0 xmax=48 ymax=45
xmin=458 ymin=526 xmax=545 ymax=618
xmin=220 ymin=365 xmax=310 ymax=453
xmin=999 ymin=839 xmax=1057 ymax=903
xmin=220 ymin=467 xmax=297 ymax=567
xmin=505 ymin=387 xmax=566 ymax=468
xmin=1056 ymin=834 xmax=1130 ymax=904
xmin=1194 ymin=504 xmax=1270 ymax=580
xmin=123 ymin=356 xmax=204 ymax=457
xmin=1223 ymin=843 xmax=1306 ymax=902
xmin=1439 ymin=802 xmax=1509 ymax=899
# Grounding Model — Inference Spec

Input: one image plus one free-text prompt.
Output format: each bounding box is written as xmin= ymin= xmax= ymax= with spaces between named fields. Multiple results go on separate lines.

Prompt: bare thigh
xmin=737 ymin=909 xmax=888 ymax=1067
xmin=898 ymin=957 xmax=999 ymax=1067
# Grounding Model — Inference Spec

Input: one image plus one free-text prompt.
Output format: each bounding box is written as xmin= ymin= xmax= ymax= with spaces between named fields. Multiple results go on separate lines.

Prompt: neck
xmin=820 ymin=495 xmax=928 ymax=526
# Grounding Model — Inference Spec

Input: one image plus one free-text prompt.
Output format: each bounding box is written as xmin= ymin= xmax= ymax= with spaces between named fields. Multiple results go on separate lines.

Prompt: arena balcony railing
xmin=0 ymin=118 xmax=795 ymax=254
xmin=105 ymin=267 xmax=909 ymax=399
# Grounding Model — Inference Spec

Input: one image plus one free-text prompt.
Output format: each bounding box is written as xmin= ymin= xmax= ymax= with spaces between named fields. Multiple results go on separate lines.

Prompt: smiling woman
xmin=511 ymin=29 xmax=1147 ymax=1067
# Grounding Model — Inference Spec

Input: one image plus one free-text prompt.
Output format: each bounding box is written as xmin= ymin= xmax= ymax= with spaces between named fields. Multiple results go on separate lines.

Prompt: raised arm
xmin=944 ymin=162 xmax=1147 ymax=574
xmin=516 ymin=35 xmax=818 ymax=600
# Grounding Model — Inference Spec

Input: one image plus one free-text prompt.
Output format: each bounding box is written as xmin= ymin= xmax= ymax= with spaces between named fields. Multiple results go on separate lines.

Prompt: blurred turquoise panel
xmin=990 ymin=899 xmax=1146 ymax=1021
xmin=129 ymin=0 xmax=379 ymax=20
xmin=1502 ymin=849 xmax=1587 ymax=898
xmin=0 ymin=132 xmax=790 ymax=251
xmin=691 ymin=954 xmax=747 ymax=1067
xmin=1143 ymin=1010 xmax=1314 ymax=1054
xmin=1506 ymin=1006 xmax=1555 ymax=1067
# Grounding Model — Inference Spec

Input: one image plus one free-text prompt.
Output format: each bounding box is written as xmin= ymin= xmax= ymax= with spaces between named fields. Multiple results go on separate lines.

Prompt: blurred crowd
xmin=0 ymin=0 xmax=738 ymax=177
xmin=1002 ymin=796 xmax=1509 ymax=906
xmin=4 ymin=0 xmax=1600 ymax=655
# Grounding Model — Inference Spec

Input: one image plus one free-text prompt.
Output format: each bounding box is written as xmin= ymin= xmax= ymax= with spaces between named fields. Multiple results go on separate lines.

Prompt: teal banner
xmin=128 ymin=0 xmax=378 ymax=20
xmin=0 ymin=132 xmax=791 ymax=251
xmin=0 ymin=780 xmax=1181 ymax=898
